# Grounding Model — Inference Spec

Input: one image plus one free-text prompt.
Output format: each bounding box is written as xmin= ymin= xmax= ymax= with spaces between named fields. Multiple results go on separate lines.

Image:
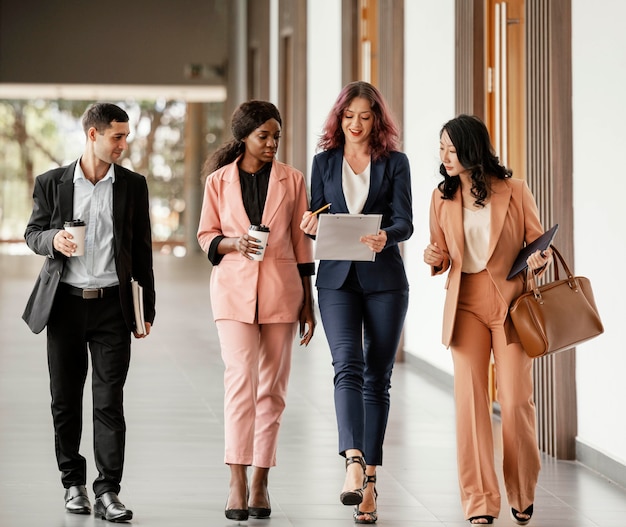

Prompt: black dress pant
xmin=46 ymin=287 xmax=131 ymax=497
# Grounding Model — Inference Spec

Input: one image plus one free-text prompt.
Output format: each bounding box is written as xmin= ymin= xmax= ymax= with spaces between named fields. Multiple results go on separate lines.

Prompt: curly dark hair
xmin=317 ymin=81 xmax=400 ymax=161
xmin=203 ymin=100 xmax=282 ymax=175
xmin=437 ymin=114 xmax=511 ymax=206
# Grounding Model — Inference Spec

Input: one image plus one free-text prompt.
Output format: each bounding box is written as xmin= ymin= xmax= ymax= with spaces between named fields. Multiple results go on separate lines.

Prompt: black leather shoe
xmin=94 ymin=492 xmax=133 ymax=522
xmin=64 ymin=485 xmax=91 ymax=514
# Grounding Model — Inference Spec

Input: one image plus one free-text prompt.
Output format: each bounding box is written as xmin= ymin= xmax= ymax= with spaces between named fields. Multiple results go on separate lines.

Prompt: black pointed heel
xmin=340 ymin=456 xmax=367 ymax=506
xmin=249 ymin=492 xmax=271 ymax=519
xmin=353 ymin=474 xmax=378 ymax=524
xmin=225 ymin=507 xmax=249 ymax=521
xmin=225 ymin=488 xmax=249 ymax=521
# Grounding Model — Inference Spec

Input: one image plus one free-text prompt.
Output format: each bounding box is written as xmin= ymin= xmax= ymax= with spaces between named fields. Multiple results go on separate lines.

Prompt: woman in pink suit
xmin=423 ymin=115 xmax=551 ymax=526
xmin=197 ymin=100 xmax=316 ymax=521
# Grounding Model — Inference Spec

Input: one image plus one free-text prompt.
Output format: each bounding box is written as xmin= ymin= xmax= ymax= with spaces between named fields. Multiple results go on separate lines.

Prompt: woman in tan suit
xmin=423 ymin=115 xmax=551 ymax=525
xmin=197 ymin=100 xmax=315 ymax=521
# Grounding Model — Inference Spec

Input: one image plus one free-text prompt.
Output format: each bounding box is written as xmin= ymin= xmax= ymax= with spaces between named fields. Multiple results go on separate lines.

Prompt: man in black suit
xmin=23 ymin=103 xmax=156 ymax=522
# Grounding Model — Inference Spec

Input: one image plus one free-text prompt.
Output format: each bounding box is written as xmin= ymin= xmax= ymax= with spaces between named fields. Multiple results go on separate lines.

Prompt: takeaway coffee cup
xmin=64 ymin=220 xmax=86 ymax=256
xmin=248 ymin=224 xmax=270 ymax=261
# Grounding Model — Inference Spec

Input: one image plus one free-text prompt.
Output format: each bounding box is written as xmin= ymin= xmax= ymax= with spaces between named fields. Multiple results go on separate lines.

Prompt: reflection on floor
xmin=1 ymin=251 xmax=625 ymax=527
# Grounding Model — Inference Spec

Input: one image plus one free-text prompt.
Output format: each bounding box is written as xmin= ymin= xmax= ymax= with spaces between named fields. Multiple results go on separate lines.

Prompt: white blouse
xmin=462 ymin=203 xmax=491 ymax=273
xmin=342 ymin=157 xmax=370 ymax=214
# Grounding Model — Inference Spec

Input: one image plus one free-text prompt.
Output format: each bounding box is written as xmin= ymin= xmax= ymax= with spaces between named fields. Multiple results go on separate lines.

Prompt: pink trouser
xmin=451 ymin=270 xmax=541 ymax=520
xmin=216 ymin=319 xmax=297 ymax=468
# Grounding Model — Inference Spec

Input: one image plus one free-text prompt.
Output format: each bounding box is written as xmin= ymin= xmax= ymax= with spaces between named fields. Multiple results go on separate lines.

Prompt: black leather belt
xmin=61 ymin=283 xmax=119 ymax=299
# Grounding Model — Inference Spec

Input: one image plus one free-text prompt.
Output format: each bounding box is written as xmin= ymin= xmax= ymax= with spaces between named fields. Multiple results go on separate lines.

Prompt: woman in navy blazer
xmin=301 ymin=81 xmax=413 ymax=524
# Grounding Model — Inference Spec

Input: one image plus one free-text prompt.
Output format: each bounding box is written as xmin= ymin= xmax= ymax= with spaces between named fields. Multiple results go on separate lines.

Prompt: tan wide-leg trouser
xmin=451 ymin=270 xmax=541 ymax=520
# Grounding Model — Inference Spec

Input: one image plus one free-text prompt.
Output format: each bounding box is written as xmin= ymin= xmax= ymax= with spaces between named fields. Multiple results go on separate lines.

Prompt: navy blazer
xmin=22 ymin=161 xmax=156 ymax=334
xmin=310 ymin=149 xmax=413 ymax=291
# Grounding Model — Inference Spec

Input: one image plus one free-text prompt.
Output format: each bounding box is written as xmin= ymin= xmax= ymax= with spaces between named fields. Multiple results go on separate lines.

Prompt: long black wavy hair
xmin=438 ymin=114 xmax=511 ymax=207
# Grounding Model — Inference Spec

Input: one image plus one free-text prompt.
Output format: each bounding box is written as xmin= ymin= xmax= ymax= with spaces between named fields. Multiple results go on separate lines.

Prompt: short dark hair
xmin=82 ymin=103 xmax=129 ymax=134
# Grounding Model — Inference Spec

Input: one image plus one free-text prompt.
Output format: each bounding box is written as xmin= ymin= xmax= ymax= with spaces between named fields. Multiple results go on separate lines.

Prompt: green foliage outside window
xmin=0 ymin=99 xmax=223 ymax=251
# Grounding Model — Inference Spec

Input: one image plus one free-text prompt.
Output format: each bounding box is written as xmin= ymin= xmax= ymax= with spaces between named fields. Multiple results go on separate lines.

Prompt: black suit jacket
xmin=310 ymin=149 xmax=413 ymax=291
xmin=22 ymin=161 xmax=156 ymax=334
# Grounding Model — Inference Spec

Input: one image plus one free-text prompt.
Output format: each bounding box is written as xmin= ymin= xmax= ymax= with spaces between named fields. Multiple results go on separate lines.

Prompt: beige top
xmin=461 ymin=203 xmax=491 ymax=273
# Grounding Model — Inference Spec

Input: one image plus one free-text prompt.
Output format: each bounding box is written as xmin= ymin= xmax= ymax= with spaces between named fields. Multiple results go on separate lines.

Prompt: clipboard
xmin=506 ymin=224 xmax=559 ymax=280
xmin=314 ymin=213 xmax=383 ymax=262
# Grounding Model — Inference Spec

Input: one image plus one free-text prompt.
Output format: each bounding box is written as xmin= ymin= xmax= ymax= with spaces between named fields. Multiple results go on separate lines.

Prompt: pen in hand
xmin=301 ymin=203 xmax=330 ymax=236
xmin=311 ymin=203 xmax=331 ymax=216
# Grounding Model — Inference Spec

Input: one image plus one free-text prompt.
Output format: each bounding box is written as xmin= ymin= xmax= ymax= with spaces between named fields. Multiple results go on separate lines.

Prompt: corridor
xmin=1 ymin=250 xmax=624 ymax=526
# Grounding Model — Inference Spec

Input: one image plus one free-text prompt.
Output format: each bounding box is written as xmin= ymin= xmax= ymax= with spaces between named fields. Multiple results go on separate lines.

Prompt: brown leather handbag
xmin=509 ymin=245 xmax=604 ymax=358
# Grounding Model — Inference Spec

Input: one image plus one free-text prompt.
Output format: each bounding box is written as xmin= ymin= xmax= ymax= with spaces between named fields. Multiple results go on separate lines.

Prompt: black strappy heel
xmin=340 ymin=456 xmax=367 ymax=505
xmin=511 ymin=504 xmax=533 ymax=525
xmin=353 ymin=474 xmax=377 ymax=524
xmin=468 ymin=516 xmax=494 ymax=524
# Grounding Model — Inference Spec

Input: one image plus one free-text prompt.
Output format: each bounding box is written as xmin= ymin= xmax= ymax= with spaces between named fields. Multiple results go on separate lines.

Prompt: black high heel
xmin=225 ymin=505 xmax=249 ymax=521
xmin=511 ymin=504 xmax=533 ymax=525
xmin=249 ymin=492 xmax=271 ymax=519
xmin=353 ymin=474 xmax=378 ymax=524
xmin=225 ymin=489 xmax=249 ymax=521
xmin=340 ymin=456 xmax=367 ymax=506
xmin=468 ymin=516 xmax=494 ymax=525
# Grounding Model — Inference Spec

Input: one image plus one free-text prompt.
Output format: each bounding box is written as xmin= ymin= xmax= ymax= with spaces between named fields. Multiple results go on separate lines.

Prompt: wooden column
xmin=183 ymin=102 xmax=206 ymax=253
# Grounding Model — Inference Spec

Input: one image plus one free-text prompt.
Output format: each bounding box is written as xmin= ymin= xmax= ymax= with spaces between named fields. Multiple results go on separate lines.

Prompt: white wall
xmin=572 ymin=0 xmax=626 ymax=466
xmin=306 ymin=0 xmax=343 ymax=179
xmin=402 ymin=0 xmax=456 ymax=375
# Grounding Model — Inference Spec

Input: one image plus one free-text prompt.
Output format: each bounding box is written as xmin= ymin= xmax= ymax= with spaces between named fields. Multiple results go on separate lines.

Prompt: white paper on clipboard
xmin=314 ymin=213 xmax=382 ymax=262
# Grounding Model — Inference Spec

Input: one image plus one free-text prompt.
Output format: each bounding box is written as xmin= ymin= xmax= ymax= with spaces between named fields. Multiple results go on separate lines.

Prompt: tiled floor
xmin=1 ymin=250 xmax=625 ymax=527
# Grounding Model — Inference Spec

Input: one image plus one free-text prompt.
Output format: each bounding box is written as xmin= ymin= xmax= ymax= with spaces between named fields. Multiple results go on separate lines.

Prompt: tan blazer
xmin=429 ymin=177 xmax=544 ymax=348
xmin=198 ymin=158 xmax=313 ymax=324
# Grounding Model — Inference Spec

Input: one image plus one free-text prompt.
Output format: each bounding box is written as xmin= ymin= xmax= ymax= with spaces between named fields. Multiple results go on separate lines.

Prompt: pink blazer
xmin=197 ymin=158 xmax=313 ymax=324
xmin=429 ymin=177 xmax=544 ymax=348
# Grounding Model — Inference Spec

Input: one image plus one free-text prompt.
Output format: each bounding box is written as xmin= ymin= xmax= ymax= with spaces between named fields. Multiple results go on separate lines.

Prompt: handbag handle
xmin=523 ymin=245 xmax=580 ymax=302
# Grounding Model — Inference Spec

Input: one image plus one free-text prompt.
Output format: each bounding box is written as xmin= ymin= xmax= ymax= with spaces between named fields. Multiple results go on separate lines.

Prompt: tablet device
xmin=506 ymin=224 xmax=559 ymax=280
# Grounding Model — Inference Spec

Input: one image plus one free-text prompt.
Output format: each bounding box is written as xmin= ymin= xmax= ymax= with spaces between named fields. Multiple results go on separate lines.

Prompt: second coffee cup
xmin=64 ymin=219 xmax=86 ymax=256
xmin=248 ymin=224 xmax=270 ymax=261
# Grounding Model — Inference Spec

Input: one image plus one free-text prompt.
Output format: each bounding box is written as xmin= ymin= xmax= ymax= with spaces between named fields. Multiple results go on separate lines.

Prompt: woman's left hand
xmin=299 ymin=302 xmax=316 ymax=346
xmin=527 ymin=247 xmax=553 ymax=278
xmin=360 ymin=230 xmax=387 ymax=253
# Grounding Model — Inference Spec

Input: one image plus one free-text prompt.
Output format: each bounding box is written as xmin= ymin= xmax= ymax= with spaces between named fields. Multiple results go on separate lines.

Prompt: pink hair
xmin=317 ymin=81 xmax=401 ymax=160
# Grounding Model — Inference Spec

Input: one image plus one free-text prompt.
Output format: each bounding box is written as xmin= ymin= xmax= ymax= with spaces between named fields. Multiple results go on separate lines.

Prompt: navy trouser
xmin=318 ymin=267 xmax=408 ymax=466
